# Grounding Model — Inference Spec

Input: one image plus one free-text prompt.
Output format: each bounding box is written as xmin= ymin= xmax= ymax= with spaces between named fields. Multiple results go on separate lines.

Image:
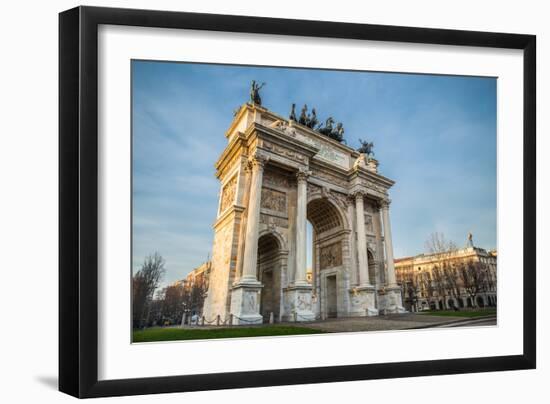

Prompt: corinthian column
xmin=240 ymin=155 xmax=268 ymax=283
xmin=294 ymin=168 xmax=310 ymax=286
xmin=355 ymin=191 xmax=371 ymax=287
xmin=381 ymin=199 xmax=397 ymax=287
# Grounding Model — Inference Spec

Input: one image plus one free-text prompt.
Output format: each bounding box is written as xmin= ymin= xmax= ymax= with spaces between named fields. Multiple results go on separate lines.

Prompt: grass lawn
xmin=419 ymin=308 xmax=497 ymax=318
xmin=133 ymin=325 xmax=326 ymax=342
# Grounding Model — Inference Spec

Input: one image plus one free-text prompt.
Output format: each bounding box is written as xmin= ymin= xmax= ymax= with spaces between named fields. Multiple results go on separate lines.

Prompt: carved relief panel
xmin=260 ymin=188 xmax=287 ymax=213
xmin=260 ymin=214 xmax=289 ymax=229
xmin=263 ymin=169 xmax=290 ymax=189
xmin=320 ymin=241 xmax=343 ymax=269
xmin=219 ymin=175 xmax=237 ymax=214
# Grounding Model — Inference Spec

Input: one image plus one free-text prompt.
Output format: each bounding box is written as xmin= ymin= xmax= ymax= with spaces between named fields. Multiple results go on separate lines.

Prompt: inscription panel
xmin=294 ymin=132 xmax=350 ymax=168
xmin=320 ymin=241 xmax=343 ymax=269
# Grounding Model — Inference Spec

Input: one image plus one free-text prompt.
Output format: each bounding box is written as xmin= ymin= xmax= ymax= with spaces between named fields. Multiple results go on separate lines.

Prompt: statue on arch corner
xmin=250 ymin=80 xmax=266 ymax=106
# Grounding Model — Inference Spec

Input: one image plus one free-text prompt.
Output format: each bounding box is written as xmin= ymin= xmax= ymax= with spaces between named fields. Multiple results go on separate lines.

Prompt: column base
xmin=378 ymin=286 xmax=407 ymax=315
xmin=349 ymin=285 xmax=378 ymax=316
xmin=230 ymin=280 xmax=263 ymax=325
xmin=283 ymin=284 xmax=316 ymax=322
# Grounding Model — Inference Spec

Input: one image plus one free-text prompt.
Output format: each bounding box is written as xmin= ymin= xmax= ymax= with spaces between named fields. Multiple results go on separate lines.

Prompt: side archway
xmin=257 ymin=232 xmax=286 ymax=322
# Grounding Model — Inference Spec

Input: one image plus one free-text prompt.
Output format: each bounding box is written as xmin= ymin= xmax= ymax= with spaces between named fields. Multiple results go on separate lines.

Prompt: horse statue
xmin=307 ymin=108 xmax=319 ymax=129
xmin=331 ymin=122 xmax=344 ymax=142
xmin=318 ymin=117 xmax=335 ymax=136
xmin=289 ymin=103 xmax=297 ymax=121
xmin=299 ymin=104 xmax=308 ymax=125
xmin=357 ymin=138 xmax=374 ymax=157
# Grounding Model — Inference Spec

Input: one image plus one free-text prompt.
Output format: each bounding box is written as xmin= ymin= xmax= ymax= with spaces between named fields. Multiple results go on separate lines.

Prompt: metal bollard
xmin=229 ymin=314 xmax=233 ymax=325
xmin=216 ymin=314 xmax=221 ymax=326
xmin=201 ymin=316 xmax=205 ymax=326
xmin=269 ymin=312 xmax=274 ymax=324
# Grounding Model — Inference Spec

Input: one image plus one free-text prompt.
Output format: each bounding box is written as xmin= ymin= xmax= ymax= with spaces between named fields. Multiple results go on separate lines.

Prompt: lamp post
xmin=180 ymin=303 xmax=189 ymax=328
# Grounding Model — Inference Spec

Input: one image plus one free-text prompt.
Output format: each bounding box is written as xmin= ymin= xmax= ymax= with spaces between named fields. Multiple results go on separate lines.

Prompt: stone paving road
xmin=295 ymin=313 xmax=496 ymax=333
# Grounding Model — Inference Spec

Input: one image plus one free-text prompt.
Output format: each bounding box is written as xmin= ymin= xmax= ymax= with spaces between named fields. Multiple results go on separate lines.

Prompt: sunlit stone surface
xmin=202 ymin=104 xmax=404 ymax=324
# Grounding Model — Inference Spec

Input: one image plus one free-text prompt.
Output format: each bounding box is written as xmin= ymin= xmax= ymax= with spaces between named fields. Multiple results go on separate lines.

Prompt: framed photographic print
xmin=59 ymin=6 xmax=536 ymax=398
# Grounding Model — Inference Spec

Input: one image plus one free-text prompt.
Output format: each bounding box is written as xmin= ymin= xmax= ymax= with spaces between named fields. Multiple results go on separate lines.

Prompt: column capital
xmin=249 ymin=153 xmax=269 ymax=170
xmin=380 ymin=198 xmax=392 ymax=209
xmin=296 ymin=168 xmax=311 ymax=182
xmin=352 ymin=190 xmax=367 ymax=201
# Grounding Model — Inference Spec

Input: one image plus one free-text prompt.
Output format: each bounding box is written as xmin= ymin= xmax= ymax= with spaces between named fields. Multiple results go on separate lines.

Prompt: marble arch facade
xmin=202 ymin=103 xmax=405 ymax=324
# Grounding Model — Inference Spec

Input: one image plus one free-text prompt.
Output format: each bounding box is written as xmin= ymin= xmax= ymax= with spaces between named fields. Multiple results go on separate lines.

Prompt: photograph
xmin=0 ymin=1 xmax=542 ymax=402
xmin=131 ymin=60 xmax=498 ymax=343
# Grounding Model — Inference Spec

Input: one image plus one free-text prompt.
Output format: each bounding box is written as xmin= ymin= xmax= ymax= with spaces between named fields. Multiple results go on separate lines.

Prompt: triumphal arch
xmin=202 ymin=101 xmax=405 ymax=324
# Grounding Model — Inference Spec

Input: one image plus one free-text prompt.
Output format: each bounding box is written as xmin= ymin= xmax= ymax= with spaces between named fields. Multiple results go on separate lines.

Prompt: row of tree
xmin=401 ymin=260 xmax=494 ymax=310
xmin=399 ymin=233 xmax=496 ymax=311
xmin=132 ymin=252 xmax=207 ymax=329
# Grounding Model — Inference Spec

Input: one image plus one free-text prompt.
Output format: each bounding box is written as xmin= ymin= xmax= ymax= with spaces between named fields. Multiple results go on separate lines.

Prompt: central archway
xmin=306 ymin=197 xmax=348 ymax=319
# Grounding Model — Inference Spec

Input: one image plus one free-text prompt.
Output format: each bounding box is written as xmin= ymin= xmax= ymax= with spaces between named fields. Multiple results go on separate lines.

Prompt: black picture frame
xmin=59 ymin=5 xmax=536 ymax=398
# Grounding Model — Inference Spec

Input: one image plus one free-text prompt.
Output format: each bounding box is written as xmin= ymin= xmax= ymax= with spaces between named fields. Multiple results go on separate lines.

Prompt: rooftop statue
xmin=307 ymin=108 xmax=319 ymax=129
xmin=250 ymin=80 xmax=266 ymax=106
xmin=330 ymin=122 xmax=344 ymax=142
xmin=467 ymin=232 xmax=474 ymax=247
xmin=318 ymin=117 xmax=335 ymax=136
xmin=357 ymin=138 xmax=374 ymax=157
xmin=299 ymin=104 xmax=308 ymax=125
xmin=287 ymin=103 xmax=346 ymax=143
xmin=289 ymin=103 xmax=297 ymax=121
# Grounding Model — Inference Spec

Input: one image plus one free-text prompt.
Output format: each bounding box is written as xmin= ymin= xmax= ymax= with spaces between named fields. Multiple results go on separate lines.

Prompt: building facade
xmin=202 ymin=103 xmax=405 ymax=324
xmin=395 ymin=239 xmax=497 ymax=312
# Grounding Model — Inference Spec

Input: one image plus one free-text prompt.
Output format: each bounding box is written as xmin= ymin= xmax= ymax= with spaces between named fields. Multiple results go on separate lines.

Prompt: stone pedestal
xmin=349 ymin=285 xmax=378 ymax=316
xmin=377 ymin=287 xmax=406 ymax=315
xmin=284 ymin=284 xmax=315 ymax=322
xmin=230 ymin=281 xmax=263 ymax=325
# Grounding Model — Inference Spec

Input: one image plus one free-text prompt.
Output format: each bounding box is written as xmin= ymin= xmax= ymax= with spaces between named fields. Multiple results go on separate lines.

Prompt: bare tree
xmin=431 ymin=266 xmax=448 ymax=307
xmin=132 ymin=252 xmax=166 ymax=328
xmin=182 ymin=277 xmax=208 ymax=318
xmin=425 ymin=232 xmax=458 ymax=255
xmin=425 ymin=232 xmax=459 ymax=308
xmin=397 ymin=265 xmax=421 ymax=312
xmin=460 ymin=260 xmax=487 ymax=307
xmin=160 ymin=283 xmax=186 ymax=325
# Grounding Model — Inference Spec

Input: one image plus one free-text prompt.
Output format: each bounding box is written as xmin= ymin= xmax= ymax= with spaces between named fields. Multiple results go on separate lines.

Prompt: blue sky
xmin=132 ymin=60 xmax=496 ymax=287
